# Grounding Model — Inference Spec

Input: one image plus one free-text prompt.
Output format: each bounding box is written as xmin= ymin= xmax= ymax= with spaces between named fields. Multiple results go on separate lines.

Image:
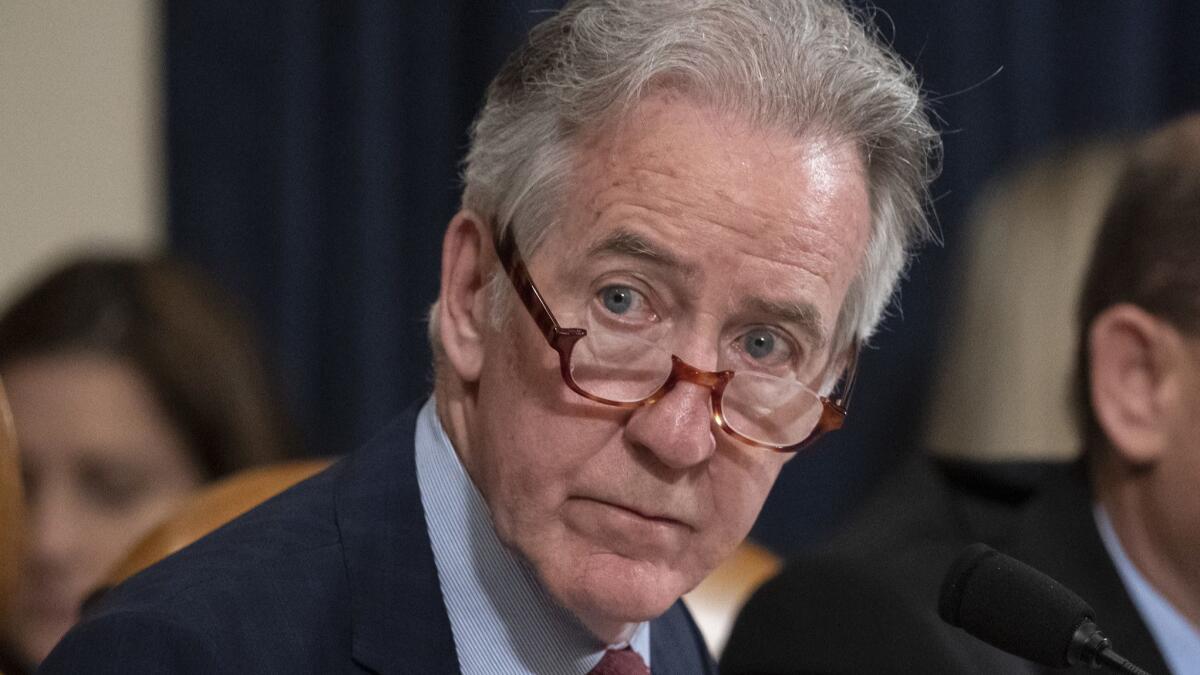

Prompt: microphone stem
xmin=1070 ymin=622 xmax=1152 ymax=675
xmin=1096 ymin=648 xmax=1151 ymax=675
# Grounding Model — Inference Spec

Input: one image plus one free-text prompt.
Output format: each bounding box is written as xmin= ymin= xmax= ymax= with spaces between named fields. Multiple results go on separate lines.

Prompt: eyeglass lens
xmin=567 ymin=327 xmax=825 ymax=447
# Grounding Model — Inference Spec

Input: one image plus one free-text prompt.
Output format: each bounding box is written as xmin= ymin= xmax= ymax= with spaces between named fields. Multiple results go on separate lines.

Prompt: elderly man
xmin=722 ymin=115 xmax=1200 ymax=674
xmin=41 ymin=0 xmax=937 ymax=672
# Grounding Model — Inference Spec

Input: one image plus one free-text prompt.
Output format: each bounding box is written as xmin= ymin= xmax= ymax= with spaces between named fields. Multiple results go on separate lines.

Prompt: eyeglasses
xmin=494 ymin=226 xmax=856 ymax=452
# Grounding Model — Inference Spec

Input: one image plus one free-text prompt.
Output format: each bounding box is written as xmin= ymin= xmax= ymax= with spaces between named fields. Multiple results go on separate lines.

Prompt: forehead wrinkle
xmin=600 ymin=169 xmax=847 ymax=280
xmin=623 ymin=167 xmax=797 ymax=237
xmin=586 ymin=180 xmax=826 ymax=275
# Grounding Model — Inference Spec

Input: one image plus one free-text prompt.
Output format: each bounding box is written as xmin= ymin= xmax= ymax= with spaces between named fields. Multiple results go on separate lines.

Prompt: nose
xmin=623 ymin=376 xmax=718 ymax=470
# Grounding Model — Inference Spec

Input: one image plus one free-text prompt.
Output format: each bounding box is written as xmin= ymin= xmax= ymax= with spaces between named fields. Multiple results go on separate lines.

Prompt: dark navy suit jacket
xmin=40 ymin=406 xmax=715 ymax=674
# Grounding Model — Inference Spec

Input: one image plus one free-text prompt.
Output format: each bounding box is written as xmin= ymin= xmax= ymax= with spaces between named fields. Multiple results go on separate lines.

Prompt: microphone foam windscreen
xmin=938 ymin=543 xmax=1095 ymax=667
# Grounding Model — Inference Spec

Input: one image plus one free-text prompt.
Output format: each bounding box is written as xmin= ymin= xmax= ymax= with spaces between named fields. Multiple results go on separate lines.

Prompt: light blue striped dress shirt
xmin=414 ymin=398 xmax=652 ymax=674
xmin=1094 ymin=505 xmax=1200 ymax=675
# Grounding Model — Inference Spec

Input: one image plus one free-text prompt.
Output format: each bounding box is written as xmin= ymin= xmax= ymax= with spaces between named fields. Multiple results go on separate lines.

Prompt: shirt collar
xmin=415 ymin=398 xmax=651 ymax=674
xmin=1093 ymin=503 xmax=1200 ymax=675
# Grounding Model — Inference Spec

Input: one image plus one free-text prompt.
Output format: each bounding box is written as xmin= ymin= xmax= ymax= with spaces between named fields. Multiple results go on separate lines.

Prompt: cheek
xmin=477 ymin=408 xmax=628 ymax=544
xmin=686 ymin=447 xmax=786 ymax=569
xmin=710 ymin=449 xmax=785 ymax=534
xmin=86 ymin=487 xmax=195 ymax=573
xmin=469 ymin=330 xmax=621 ymax=535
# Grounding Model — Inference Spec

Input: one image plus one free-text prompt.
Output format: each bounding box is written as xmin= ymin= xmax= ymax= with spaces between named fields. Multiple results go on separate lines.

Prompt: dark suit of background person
xmin=36 ymin=0 xmax=942 ymax=672
xmin=722 ymin=114 xmax=1200 ymax=675
xmin=39 ymin=407 xmax=710 ymax=674
xmin=720 ymin=456 xmax=1170 ymax=675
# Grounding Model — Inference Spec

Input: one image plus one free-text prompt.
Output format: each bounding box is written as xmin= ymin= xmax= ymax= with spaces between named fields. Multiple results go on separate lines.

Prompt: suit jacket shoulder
xmin=41 ymin=405 xmax=715 ymax=674
xmin=40 ymin=460 xmax=357 ymax=672
xmin=41 ymin=407 xmax=458 ymax=674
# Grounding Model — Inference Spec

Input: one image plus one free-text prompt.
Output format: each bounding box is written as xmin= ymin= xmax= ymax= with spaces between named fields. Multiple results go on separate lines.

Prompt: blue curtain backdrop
xmin=165 ymin=1 xmax=1200 ymax=553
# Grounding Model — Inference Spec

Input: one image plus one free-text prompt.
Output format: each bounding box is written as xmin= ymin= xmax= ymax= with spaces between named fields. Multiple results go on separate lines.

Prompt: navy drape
xmin=166 ymin=1 xmax=1200 ymax=551
xmin=166 ymin=1 xmax=562 ymax=456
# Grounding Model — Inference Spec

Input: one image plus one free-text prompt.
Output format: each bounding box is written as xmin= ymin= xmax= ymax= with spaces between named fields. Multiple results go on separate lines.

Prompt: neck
xmin=434 ymin=379 xmax=476 ymax=473
xmin=1094 ymin=465 xmax=1200 ymax=630
xmin=580 ymin=616 xmax=639 ymax=646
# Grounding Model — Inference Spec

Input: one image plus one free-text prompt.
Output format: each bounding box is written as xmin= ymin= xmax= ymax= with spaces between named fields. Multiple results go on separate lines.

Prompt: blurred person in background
xmin=0 ymin=255 xmax=297 ymax=670
xmin=1069 ymin=113 xmax=1200 ymax=674
xmin=723 ymin=114 xmax=1200 ymax=674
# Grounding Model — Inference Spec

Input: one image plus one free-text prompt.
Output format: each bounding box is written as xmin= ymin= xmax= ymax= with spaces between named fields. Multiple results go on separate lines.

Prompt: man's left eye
xmin=734 ymin=328 xmax=800 ymax=372
xmin=742 ymin=329 xmax=778 ymax=360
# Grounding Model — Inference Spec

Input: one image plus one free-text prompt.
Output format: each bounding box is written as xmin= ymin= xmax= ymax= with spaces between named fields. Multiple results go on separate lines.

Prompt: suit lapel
xmin=649 ymin=601 xmax=716 ymax=675
xmin=334 ymin=406 xmax=460 ymax=674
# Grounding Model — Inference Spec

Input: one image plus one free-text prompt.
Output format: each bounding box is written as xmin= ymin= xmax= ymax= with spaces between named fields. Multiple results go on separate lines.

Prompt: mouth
xmin=561 ymin=495 xmax=697 ymax=558
xmin=573 ymin=496 xmax=694 ymax=531
xmin=616 ymin=502 xmax=688 ymax=528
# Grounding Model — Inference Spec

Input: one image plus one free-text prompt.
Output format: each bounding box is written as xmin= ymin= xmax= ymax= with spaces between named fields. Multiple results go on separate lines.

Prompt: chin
xmin=547 ymin=550 xmax=695 ymax=638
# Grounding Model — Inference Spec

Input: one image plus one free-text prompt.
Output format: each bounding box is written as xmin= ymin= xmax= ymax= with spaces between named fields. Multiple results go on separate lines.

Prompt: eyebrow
xmin=586 ymin=228 xmax=829 ymax=349
xmin=585 ymin=230 xmax=696 ymax=277
xmin=744 ymin=297 xmax=828 ymax=350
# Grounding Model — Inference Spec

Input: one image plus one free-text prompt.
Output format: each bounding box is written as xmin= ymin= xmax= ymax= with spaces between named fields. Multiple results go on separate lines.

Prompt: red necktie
xmin=588 ymin=647 xmax=651 ymax=675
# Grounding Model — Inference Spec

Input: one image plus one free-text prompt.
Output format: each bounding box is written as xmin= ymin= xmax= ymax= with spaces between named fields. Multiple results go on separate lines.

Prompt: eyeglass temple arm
xmin=494 ymin=226 xmax=581 ymax=347
xmin=829 ymin=345 xmax=860 ymax=413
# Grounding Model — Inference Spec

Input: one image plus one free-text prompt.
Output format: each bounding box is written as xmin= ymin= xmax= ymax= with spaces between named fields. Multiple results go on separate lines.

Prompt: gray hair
xmin=433 ymin=0 xmax=939 ymax=366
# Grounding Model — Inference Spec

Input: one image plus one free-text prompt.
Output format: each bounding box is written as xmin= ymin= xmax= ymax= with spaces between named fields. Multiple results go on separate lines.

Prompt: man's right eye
xmin=599 ymin=285 xmax=637 ymax=315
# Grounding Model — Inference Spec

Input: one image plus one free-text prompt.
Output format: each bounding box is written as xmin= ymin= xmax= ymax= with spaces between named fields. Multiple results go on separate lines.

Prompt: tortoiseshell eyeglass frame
xmin=494 ymin=225 xmax=857 ymax=453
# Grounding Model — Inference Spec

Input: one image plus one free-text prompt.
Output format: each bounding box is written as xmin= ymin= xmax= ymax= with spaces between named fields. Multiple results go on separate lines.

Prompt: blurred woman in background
xmin=1 ymin=379 xmax=24 ymax=674
xmin=0 ymin=255 xmax=298 ymax=669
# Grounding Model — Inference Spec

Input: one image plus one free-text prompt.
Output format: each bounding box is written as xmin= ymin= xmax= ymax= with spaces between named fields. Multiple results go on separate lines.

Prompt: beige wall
xmin=0 ymin=1 xmax=163 ymax=308
xmin=923 ymin=141 xmax=1128 ymax=461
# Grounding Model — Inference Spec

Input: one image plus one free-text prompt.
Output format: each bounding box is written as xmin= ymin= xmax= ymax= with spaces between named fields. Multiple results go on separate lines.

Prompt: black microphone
xmin=938 ymin=543 xmax=1152 ymax=674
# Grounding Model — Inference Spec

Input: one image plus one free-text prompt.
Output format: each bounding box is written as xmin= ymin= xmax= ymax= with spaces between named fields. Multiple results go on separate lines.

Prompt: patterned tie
xmin=588 ymin=647 xmax=651 ymax=675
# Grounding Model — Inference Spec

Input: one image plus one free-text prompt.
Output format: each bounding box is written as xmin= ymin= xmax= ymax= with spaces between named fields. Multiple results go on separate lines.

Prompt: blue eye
xmin=743 ymin=329 xmax=776 ymax=360
xmin=600 ymin=286 xmax=636 ymax=315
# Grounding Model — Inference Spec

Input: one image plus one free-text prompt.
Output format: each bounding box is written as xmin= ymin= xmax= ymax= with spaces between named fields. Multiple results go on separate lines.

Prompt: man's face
xmin=461 ymin=91 xmax=871 ymax=638
xmin=1154 ymin=331 xmax=1200 ymax=568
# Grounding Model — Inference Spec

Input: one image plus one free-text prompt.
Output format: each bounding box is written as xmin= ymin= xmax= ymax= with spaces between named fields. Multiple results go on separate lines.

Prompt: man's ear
xmin=436 ymin=210 xmax=491 ymax=383
xmin=1088 ymin=304 xmax=1177 ymax=466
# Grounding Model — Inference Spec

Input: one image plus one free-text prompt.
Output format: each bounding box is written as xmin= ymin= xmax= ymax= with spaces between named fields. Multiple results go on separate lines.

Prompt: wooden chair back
xmin=683 ymin=540 xmax=781 ymax=658
xmin=0 ymin=379 xmax=25 ymax=636
xmin=101 ymin=459 xmax=333 ymax=589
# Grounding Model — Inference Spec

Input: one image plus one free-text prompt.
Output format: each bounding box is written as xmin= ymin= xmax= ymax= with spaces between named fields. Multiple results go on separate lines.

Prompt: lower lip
xmin=563 ymin=497 xmax=690 ymax=555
